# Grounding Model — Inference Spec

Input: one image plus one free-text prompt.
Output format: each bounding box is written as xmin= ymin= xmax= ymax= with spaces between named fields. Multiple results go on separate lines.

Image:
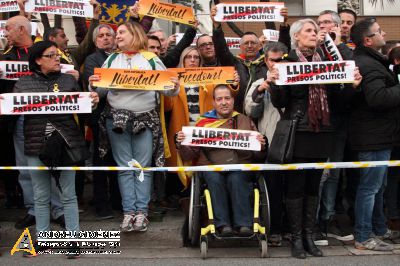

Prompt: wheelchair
xmin=187 ymin=171 xmax=271 ymax=259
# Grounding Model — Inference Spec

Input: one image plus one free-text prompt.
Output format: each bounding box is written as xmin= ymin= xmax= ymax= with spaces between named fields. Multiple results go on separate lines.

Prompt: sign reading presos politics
xmin=182 ymin=126 xmax=261 ymax=151
xmin=24 ymin=0 xmax=93 ymax=18
xmin=225 ymin=37 xmax=241 ymax=50
xmin=0 ymin=92 xmax=92 ymax=115
xmin=275 ymin=60 xmax=356 ymax=85
xmin=263 ymin=29 xmax=279 ymax=42
xmin=0 ymin=21 xmax=37 ymax=38
xmin=92 ymin=68 xmax=177 ymax=91
xmin=0 ymin=61 xmax=75 ymax=80
xmin=169 ymin=67 xmax=235 ymax=86
xmin=0 ymin=0 xmax=19 ymax=13
xmin=138 ymin=0 xmax=196 ymax=26
xmin=214 ymin=2 xmax=284 ymax=22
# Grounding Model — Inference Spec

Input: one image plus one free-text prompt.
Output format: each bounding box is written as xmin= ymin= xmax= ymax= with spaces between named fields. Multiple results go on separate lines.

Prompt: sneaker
xmin=95 ymin=208 xmax=114 ymax=220
xmin=238 ymin=226 xmax=253 ymax=237
xmin=120 ymin=214 xmax=135 ymax=232
xmin=375 ymin=229 xmax=400 ymax=240
xmin=133 ymin=212 xmax=149 ymax=232
xmin=66 ymin=242 xmax=80 ymax=259
xmin=268 ymin=234 xmax=282 ymax=247
xmin=15 ymin=214 xmax=36 ymax=229
xmin=355 ymin=237 xmax=393 ymax=251
xmin=313 ymin=225 xmax=328 ymax=246
xmin=218 ymin=226 xmax=234 ymax=237
xmin=325 ymin=219 xmax=354 ymax=241
xmin=23 ymin=241 xmax=50 ymax=258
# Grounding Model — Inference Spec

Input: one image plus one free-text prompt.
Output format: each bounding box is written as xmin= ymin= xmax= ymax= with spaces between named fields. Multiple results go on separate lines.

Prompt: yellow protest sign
xmin=93 ymin=68 xmax=177 ymax=90
xmin=169 ymin=67 xmax=235 ymax=86
xmin=138 ymin=0 xmax=196 ymax=26
xmin=10 ymin=228 xmax=36 ymax=256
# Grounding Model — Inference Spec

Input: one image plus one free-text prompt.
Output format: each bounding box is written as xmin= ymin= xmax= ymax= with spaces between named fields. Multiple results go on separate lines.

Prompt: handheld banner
xmin=138 ymin=0 xmax=196 ymax=26
xmin=214 ymin=2 xmax=284 ymax=22
xmin=24 ymin=0 xmax=93 ymax=18
xmin=0 ymin=0 xmax=19 ymax=13
xmin=225 ymin=37 xmax=241 ymax=50
xmin=0 ymin=92 xmax=92 ymax=115
xmin=263 ymin=29 xmax=279 ymax=42
xmin=322 ymin=33 xmax=343 ymax=61
xmin=0 ymin=21 xmax=37 ymax=38
xmin=169 ymin=67 xmax=235 ymax=86
xmin=182 ymin=126 xmax=261 ymax=151
xmin=275 ymin=60 xmax=356 ymax=85
xmin=93 ymin=68 xmax=176 ymax=91
xmin=0 ymin=61 xmax=76 ymax=80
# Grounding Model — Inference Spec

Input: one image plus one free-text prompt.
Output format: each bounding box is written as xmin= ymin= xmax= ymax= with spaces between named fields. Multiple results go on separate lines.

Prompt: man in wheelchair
xmin=175 ymin=84 xmax=267 ymax=237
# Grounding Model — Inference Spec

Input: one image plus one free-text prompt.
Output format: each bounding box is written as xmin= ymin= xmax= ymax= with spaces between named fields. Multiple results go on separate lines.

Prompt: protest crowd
xmin=0 ymin=0 xmax=400 ymax=260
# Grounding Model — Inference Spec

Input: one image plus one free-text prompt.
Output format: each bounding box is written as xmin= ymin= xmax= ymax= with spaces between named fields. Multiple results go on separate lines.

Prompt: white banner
xmin=263 ymin=29 xmax=279 ymax=42
xmin=0 ymin=21 xmax=37 ymax=38
xmin=0 ymin=0 xmax=19 ymax=13
xmin=225 ymin=37 xmax=241 ymax=50
xmin=322 ymin=33 xmax=343 ymax=61
xmin=0 ymin=61 xmax=75 ymax=80
xmin=181 ymin=126 xmax=261 ymax=151
xmin=275 ymin=60 xmax=356 ymax=85
xmin=214 ymin=2 xmax=284 ymax=22
xmin=0 ymin=92 xmax=92 ymax=115
xmin=25 ymin=0 xmax=93 ymax=18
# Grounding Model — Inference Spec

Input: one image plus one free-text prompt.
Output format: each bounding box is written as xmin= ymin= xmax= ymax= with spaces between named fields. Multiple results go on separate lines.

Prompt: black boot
xmin=303 ymin=196 xmax=323 ymax=257
xmin=286 ymin=198 xmax=306 ymax=259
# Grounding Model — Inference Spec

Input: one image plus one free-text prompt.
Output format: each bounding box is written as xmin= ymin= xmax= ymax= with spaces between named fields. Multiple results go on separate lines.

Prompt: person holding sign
xmin=164 ymin=47 xmax=239 ymax=187
xmin=268 ymin=19 xmax=361 ymax=259
xmin=176 ymin=84 xmax=266 ymax=237
xmin=89 ymin=21 xmax=180 ymax=233
xmin=11 ymin=41 xmax=99 ymax=258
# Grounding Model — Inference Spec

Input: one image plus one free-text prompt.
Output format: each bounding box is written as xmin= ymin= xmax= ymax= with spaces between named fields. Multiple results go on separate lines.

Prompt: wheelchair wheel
xmin=188 ymin=174 xmax=201 ymax=246
xmin=200 ymin=239 xmax=208 ymax=259
xmin=259 ymin=239 xmax=268 ymax=258
xmin=258 ymin=176 xmax=271 ymax=235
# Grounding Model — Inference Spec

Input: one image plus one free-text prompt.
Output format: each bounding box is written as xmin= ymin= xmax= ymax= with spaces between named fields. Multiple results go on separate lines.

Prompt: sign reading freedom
xmin=275 ymin=60 xmax=356 ymax=85
xmin=169 ymin=67 xmax=235 ymax=86
xmin=214 ymin=2 xmax=284 ymax=22
xmin=0 ymin=92 xmax=92 ymax=115
xmin=181 ymin=126 xmax=261 ymax=151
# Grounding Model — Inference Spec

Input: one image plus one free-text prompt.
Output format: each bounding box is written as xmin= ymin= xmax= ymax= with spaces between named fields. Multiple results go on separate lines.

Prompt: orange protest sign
xmin=93 ymin=68 xmax=176 ymax=91
xmin=138 ymin=0 xmax=196 ymax=26
xmin=169 ymin=67 xmax=235 ymax=86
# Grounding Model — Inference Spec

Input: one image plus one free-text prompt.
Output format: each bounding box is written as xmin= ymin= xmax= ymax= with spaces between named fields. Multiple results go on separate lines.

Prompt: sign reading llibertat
xmin=214 ymin=2 xmax=285 ymax=22
xmin=24 ymin=0 xmax=93 ymax=18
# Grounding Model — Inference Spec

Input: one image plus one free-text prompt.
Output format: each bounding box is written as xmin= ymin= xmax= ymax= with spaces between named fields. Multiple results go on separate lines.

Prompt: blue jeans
xmin=320 ymin=123 xmax=347 ymax=221
xmin=14 ymin=116 xmax=63 ymax=219
xmin=354 ymin=149 xmax=391 ymax=242
xmin=202 ymin=171 xmax=253 ymax=228
xmin=27 ymin=156 xmax=79 ymax=237
xmin=106 ymin=119 xmax=153 ymax=214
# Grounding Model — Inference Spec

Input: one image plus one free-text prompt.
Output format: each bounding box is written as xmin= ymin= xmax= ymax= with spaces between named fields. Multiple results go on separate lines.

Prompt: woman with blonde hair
xmin=89 ymin=21 xmax=180 ymax=232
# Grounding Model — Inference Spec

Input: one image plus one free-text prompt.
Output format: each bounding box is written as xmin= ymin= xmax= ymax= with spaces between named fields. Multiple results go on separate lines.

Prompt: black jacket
xmin=13 ymin=72 xmax=86 ymax=155
xmin=270 ymin=49 xmax=355 ymax=132
xmin=349 ymin=46 xmax=400 ymax=151
xmin=0 ymin=46 xmax=30 ymax=133
xmin=212 ymin=25 xmax=267 ymax=113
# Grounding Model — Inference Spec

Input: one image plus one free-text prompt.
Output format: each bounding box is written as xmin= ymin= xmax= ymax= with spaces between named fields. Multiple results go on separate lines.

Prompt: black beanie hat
xmin=28 ymin=41 xmax=58 ymax=73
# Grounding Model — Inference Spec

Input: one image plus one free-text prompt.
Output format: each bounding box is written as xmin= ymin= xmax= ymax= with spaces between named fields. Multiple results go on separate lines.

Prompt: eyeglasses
xmin=42 ymin=53 xmax=61 ymax=59
xmin=317 ymin=20 xmax=334 ymax=26
xmin=185 ymin=55 xmax=200 ymax=60
xmin=268 ymin=58 xmax=283 ymax=63
xmin=367 ymin=28 xmax=382 ymax=37
xmin=198 ymin=42 xmax=213 ymax=49
xmin=242 ymin=41 xmax=259 ymax=47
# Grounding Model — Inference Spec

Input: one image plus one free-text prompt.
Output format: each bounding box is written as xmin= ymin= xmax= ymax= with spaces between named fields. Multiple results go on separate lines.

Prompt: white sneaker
xmin=133 ymin=212 xmax=149 ymax=232
xmin=376 ymin=229 xmax=400 ymax=240
xmin=120 ymin=214 xmax=135 ymax=232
